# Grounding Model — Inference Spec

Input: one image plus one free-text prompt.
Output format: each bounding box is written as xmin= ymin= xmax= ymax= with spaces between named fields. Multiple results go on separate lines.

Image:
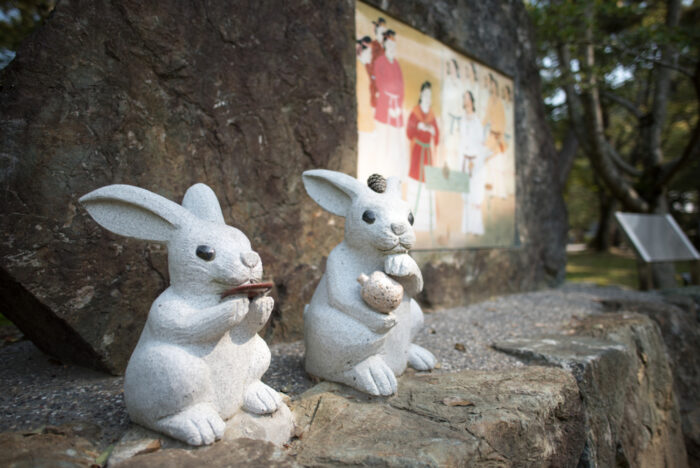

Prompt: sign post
xmin=614 ymin=212 xmax=700 ymax=290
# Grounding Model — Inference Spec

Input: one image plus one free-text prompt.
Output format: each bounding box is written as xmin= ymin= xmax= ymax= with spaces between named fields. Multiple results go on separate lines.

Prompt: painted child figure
xmin=302 ymin=170 xmax=437 ymax=396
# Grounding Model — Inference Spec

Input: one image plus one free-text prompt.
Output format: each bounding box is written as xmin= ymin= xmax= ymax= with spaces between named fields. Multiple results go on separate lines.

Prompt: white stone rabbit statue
xmin=302 ymin=170 xmax=436 ymax=396
xmin=80 ymin=183 xmax=288 ymax=446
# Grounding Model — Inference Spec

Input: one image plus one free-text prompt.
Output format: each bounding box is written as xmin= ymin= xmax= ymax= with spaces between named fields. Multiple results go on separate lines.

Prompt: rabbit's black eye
xmin=196 ymin=245 xmax=215 ymax=261
xmin=362 ymin=210 xmax=376 ymax=224
xmin=408 ymin=212 xmax=414 ymax=226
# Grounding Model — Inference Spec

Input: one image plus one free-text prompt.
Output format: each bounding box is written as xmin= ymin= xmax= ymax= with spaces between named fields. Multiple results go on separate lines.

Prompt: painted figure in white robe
xmin=441 ymin=59 xmax=463 ymax=170
xmin=459 ymin=91 xmax=488 ymax=235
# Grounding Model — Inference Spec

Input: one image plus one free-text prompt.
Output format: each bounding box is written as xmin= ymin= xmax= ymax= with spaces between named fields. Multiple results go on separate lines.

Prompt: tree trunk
xmin=589 ymin=188 xmax=617 ymax=252
xmin=557 ymin=128 xmax=579 ymax=188
xmin=646 ymin=193 xmax=678 ymax=289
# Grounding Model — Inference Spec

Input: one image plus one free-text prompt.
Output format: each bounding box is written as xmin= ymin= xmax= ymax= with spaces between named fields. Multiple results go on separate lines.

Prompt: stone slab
xmin=108 ymin=404 xmax=295 ymax=466
xmin=495 ymin=312 xmax=688 ymax=468
xmin=290 ymin=368 xmax=585 ymax=467
xmin=0 ymin=423 xmax=101 ymax=468
xmin=111 ymin=438 xmax=300 ymax=468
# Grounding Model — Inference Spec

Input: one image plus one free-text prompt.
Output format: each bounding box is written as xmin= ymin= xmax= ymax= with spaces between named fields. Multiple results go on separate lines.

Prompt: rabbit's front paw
xmin=249 ymin=295 xmax=274 ymax=328
xmin=345 ymin=355 xmax=397 ymax=396
xmin=156 ymin=403 xmax=225 ymax=446
xmin=384 ymin=253 xmax=419 ymax=278
xmin=223 ymin=296 xmax=251 ymax=326
xmin=369 ymin=312 xmax=397 ymax=334
xmin=243 ymin=381 xmax=282 ymax=414
xmin=407 ymin=344 xmax=436 ymax=371
xmin=384 ymin=254 xmax=423 ymax=295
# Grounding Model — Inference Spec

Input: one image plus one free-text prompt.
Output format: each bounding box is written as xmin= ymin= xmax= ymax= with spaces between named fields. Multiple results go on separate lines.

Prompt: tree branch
xmin=557 ymin=127 xmax=579 ymax=187
xmin=556 ymin=43 xmax=590 ymax=154
xmin=648 ymin=0 xmax=682 ymax=167
xmin=608 ymin=42 xmax=694 ymax=78
xmin=601 ymin=90 xmax=642 ymax=119
xmin=602 ymin=140 xmax=642 ymax=177
xmin=579 ymin=0 xmax=649 ymax=213
xmin=656 ymin=56 xmax=700 ymax=188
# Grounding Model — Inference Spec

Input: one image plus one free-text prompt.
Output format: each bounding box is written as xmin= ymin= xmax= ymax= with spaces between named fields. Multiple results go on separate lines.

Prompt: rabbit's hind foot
xmin=343 ymin=355 xmax=397 ymax=396
xmin=243 ymin=381 xmax=282 ymax=415
xmin=155 ymin=403 xmax=225 ymax=446
xmin=407 ymin=343 xmax=436 ymax=371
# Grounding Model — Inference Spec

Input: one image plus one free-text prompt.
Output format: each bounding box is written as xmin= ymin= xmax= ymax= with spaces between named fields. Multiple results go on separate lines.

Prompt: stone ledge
xmin=110 ymin=438 xmax=299 ymax=468
xmin=107 ymin=404 xmax=295 ymax=466
xmin=1 ymin=284 xmax=695 ymax=466
xmin=289 ymin=368 xmax=585 ymax=467
xmin=495 ymin=312 xmax=688 ymax=468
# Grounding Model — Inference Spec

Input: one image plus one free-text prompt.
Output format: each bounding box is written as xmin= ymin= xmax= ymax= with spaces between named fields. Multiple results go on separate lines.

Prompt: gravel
xmin=0 ymin=339 xmax=129 ymax=450
xmin=0 ymin=283 xmax=663 ymax=450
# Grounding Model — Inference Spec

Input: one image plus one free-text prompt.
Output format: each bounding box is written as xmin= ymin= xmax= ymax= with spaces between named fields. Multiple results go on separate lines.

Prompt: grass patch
xmin=566 ymin=248 xmax=693 ymax=289
xmin=0 ymin=314 xmax=13 ymax=327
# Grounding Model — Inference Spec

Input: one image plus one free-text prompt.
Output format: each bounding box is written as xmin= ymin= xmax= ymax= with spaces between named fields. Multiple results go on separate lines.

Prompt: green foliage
xmin=0 ymin=0 xmax=55 ymax=67
xmin=566 ymin=249 xmax=640 ymax=288
xmin=566 ymin=249 xmax=693 ymax=288
xmin=528 ymin=0 xmax=700 ymax=248
xmin=95 ymin=445 xmax=114 ymax=466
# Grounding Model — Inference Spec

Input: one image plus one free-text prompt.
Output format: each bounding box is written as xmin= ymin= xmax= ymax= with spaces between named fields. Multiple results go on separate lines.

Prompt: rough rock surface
xmin=0 ymin=0 xmax=565 ymax=374
xmin=1 ymin=284 xmax=694 ymax=466
xmin=112 ymin=438 xmax=300 ymax=468
xmin=0 ymin=0 xmax=355 ymax=373
xmin=0 ymin=423 xmax=102 ymax=468
xmin=107 ymin=404 xmax=294 ymax=466
xmin=597 ymin=296 xmax=700 ymax=466
xmin=290 ymin=370 xmax=585 ymax=467
xmin=495 ymin=313 xmax=688 ymax=468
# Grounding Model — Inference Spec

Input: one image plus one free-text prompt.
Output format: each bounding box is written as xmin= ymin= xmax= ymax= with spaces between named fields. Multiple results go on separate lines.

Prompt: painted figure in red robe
xmin=406 ymin=81 xmax=440 ymax=182
xmin=368 ymin=17 xmax=386 ymax=108
xmin=373 ymin=30 xmax=404 ymax=127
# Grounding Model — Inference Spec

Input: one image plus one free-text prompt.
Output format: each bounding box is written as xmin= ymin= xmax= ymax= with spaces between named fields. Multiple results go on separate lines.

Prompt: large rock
xmin=597 ymin=298 xmax=700 ymax=467
xmin=290 ymin=368 xmax=585 ymax=467
xmin=111 ymin=438 xmax=299 ymax=468
xmin=0 ymin=0 xmax=355 ymax=373
xmin=0 ymin=0 xmax=565 ymax=373
xmin=495 ymin=312 xmax=688 ymax=468
xmin=0 ymin=423 xmax=101 ymax=468
xmin=107 ymin=404 xmax=295 ymax=466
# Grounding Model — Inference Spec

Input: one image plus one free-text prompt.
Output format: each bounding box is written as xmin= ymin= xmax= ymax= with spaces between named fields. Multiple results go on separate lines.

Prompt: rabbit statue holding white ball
xmin=302 ymin=170 xmax=436 ymax=396
xmin=79 ymin=183 xmax=292 ymax=446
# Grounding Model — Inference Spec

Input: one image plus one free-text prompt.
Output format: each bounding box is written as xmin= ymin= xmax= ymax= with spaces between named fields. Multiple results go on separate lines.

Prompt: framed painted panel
xmin=356 ymin=2 xmax=516 ymax=249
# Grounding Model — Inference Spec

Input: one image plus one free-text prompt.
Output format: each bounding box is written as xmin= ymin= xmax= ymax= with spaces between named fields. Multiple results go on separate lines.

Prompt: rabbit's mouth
xmin=378 ymin=241 xmax=409 ymax=255
xmin=213 ymin=276 xmax=257 ymax=293
xmin=221 ymin=280 xmax=274 ymax=299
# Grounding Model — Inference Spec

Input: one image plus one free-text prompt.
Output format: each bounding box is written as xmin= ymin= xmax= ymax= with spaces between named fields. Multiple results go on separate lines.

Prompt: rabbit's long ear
xmin=79 ymin=185 xmax=192 ymax=243
xmin=181 ymin=183 xmax=225 ymax=224
xmin=386 ymin=177 xmax=402 ymax=197
xmin=302 ymin=169 xmax=364 ymax=217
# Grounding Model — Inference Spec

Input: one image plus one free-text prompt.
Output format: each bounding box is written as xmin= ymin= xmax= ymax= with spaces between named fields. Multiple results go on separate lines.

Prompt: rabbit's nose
xmin=391 ymin=223 xmax=408 ymax=235
xmin=241 ymin=252 xmax=260 ymax=268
